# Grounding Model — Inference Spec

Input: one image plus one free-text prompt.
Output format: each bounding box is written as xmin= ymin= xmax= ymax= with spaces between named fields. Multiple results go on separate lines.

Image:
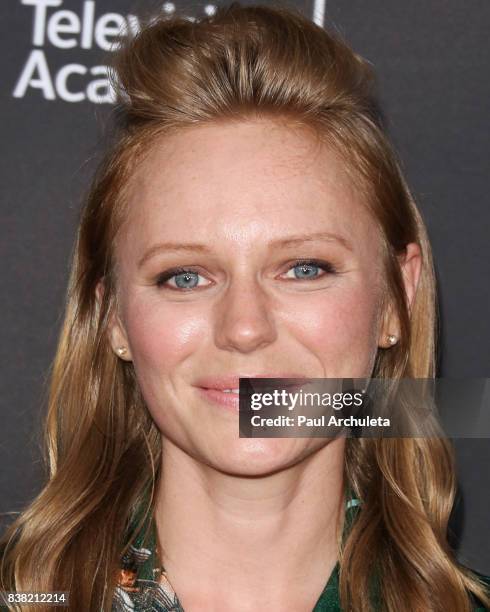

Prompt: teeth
xmin=221 ymin=388 xmax=240 ymax=393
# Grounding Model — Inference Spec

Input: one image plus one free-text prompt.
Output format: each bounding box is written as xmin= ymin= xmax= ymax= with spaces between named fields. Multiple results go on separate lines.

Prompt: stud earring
xmin=386 ymin=334 xmax=398 ymax=346
xmin=116 ymin=346 xmax=128 ymax=357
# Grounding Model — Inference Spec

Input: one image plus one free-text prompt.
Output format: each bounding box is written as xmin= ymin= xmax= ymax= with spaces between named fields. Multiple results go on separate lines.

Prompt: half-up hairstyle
xmin=1 ymin=3 xmax=488 ymax=610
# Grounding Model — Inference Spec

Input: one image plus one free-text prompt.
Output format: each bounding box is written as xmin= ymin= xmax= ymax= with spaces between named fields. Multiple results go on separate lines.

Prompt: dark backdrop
xmin=1 ymin=0 xmax=489 ymax=573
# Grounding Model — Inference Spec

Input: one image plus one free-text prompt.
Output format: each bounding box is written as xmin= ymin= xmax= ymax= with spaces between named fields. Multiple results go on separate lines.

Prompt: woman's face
xmin=106 ymin=118 xmax=417 ymax=475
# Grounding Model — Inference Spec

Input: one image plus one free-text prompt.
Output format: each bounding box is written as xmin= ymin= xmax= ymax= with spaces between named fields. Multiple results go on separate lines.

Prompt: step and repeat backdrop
xmin=1 ymin=0 xmax=489 ymax=572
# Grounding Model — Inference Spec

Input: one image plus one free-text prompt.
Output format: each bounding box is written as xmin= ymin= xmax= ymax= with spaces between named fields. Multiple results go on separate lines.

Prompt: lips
xmin=194 ymin=373 xmax=309 ymax=391
xmin=194 ymin=373 xmax=311 ymax=413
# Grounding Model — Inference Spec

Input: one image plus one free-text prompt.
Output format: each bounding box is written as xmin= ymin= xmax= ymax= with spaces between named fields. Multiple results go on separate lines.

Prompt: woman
xmin=1 ymin=3 xmax=488 ymax=611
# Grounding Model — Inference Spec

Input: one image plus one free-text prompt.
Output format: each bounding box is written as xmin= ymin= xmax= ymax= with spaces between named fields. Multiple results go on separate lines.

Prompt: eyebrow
xmin=137 ymin=231 xmax=353 ymax=269
xmin=138 ymin=242 xmax=213 ymax=269
xmin=271 ymin=231 xmax=353 ymax=251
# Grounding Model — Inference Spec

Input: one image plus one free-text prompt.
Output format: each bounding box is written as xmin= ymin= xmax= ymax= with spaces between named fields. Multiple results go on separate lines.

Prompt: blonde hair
xmin=1 ymin=3 xmax=488 ymax=610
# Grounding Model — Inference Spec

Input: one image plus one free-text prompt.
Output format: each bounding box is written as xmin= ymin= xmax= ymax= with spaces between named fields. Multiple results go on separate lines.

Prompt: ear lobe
xmin=377 ymin=242 xmax=422 ymax=349
xmin=96 ymin=279 xmax=132 ymax=361
xmin=378 ymin=302 xmax=400 ymax=348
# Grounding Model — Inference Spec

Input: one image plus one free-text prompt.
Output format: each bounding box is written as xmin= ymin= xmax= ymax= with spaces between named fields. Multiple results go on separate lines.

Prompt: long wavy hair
xmin=1 ymin=3 xmax=488 ymax=610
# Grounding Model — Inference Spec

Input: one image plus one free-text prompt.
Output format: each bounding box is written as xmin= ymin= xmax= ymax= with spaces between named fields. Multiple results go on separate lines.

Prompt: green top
xmin=111 ymin=496 xmax=489 ymax=611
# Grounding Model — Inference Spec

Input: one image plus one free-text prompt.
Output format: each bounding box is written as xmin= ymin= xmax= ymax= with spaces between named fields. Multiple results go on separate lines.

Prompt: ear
xmin=96 ymin=280 xmax=132 ymax=361
xmin=378 ymin=242 xmax=422 ymax=348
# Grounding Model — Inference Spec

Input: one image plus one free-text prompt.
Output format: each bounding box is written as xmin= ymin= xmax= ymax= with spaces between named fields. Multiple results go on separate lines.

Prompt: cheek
xmin=283 ymin=285 xmax=380 ymax=373
xmin=124 ymin=298 xmax=207 ymax=372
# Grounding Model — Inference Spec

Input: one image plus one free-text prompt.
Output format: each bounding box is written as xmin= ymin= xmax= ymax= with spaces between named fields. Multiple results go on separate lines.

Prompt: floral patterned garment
xmin=111 ymin=503 xmax=185 ymax=612
xmin=111 ymin=497 xmax=358 ymax=612
xmin=111 ymin=496 xmax=489 ymax=612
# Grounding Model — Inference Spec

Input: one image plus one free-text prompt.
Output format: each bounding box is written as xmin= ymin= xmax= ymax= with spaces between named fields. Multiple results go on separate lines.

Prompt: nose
xmin=213 ymin=274 xmax=277 ymax=353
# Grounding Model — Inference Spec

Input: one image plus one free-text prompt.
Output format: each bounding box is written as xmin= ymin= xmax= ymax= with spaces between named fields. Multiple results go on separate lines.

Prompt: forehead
xmin=121 ymin=118 xmax=378 ymax=254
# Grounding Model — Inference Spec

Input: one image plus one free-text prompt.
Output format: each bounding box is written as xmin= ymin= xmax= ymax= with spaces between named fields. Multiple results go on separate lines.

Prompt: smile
xmin=197 ymin=387 xmax=241 ymax=412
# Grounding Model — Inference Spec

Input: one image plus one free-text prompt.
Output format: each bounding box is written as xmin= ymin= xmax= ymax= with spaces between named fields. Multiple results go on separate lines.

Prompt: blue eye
xmin=285 ymin=260 xmax=336 ymax=280
xmin=156 ymin=268 xmax=203 ymax=290
xmin=156 ymin=259 xmax=336 ymax=291
xmin=291 ymin=263 xmax=319 ymax=279
xmin=173 ymin=271 xmax=199 ymax=288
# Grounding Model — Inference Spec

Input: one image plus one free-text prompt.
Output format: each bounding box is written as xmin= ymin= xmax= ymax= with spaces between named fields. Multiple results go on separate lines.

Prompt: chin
xmin=208 ymin=437 xmax=319 ymax=477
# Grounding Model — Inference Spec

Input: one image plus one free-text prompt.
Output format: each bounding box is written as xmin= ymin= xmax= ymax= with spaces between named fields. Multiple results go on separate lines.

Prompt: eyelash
xmin=155 ymin=259 xmax=337 ymax=290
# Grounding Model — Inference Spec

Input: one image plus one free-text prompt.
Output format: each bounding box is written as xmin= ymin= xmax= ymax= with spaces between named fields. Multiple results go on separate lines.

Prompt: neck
xmin=154 ymin=438 xmax=346 ymax=611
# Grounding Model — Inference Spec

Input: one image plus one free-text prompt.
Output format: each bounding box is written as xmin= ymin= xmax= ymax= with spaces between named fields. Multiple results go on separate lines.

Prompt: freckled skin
xmin=107 ymin=118 xmax=414 ymax=476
